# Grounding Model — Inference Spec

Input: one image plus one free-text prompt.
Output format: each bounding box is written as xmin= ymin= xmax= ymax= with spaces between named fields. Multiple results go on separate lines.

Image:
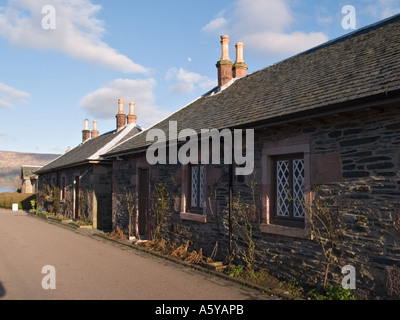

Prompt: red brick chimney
xmin=116 ymin=99 xmax=126 ymax=130
xmin=233 ymin=42 xmax=248 ymax=78
xmin=91 ymin=120 xmax=99 ymax=139
xmin=82 ymin=119 xmax=90 ymax=143
xmin=216 ymin=35 xmax=233 ymax=87
xmin=127 ymin=102 xmax=137 ymax=125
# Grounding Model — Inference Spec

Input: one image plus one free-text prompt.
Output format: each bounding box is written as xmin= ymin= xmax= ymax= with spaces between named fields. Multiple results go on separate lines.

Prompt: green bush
xmin=308 ymin=286 xmax=356 ymax=300
xmin=325 ymin=286 xmax=356 ymax=300
xmin=228 ymin=265 xmax=244 ymax=277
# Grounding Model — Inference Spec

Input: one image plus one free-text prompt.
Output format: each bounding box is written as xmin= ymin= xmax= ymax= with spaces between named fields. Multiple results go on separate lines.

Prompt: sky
xmin=0 ymin=0 xmax=400 ymax=155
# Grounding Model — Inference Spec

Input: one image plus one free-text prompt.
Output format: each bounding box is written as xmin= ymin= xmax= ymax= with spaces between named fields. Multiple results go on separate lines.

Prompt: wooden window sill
xmin=180 ymin=212 xmax=207 ymax=223
xmin=260 ymin=223 xmax=312 ymax=239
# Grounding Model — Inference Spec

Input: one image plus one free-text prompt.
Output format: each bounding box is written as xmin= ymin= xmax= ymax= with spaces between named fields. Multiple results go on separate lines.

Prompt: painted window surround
xmin=261 ymin=135 xmax=313 ymax=239
xmin=181 ymin=164 xmax=208 ymax=223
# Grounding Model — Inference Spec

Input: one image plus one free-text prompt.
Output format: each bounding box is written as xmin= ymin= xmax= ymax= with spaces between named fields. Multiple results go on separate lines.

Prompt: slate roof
xmin=36 ymin=124 xmax=141 ymax=174
xmin=21 ymin=166 xmax=42 ymax=179
xmin=104 ymin=14 xmax=400 ymax=157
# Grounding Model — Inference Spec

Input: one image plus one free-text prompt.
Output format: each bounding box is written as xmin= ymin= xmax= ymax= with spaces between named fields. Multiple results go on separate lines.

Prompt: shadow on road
xmin=0 ymin=282 xmax=6 ymax=298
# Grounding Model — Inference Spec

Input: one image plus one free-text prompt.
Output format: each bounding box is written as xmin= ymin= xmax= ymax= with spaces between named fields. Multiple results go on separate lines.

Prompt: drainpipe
xmin=228 ymin=144 xmax=234 ymax=262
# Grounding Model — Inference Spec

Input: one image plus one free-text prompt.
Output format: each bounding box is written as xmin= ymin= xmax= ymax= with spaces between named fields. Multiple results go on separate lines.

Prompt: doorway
xmin=138 ymin=168 xmax=150 ymax=238
xmin=74 ymin=176 xmax=80 ymax=219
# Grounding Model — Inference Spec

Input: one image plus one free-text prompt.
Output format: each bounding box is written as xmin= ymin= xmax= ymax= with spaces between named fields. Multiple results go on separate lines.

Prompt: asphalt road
xmin=0 ymin=209 xmax=266 ymax=300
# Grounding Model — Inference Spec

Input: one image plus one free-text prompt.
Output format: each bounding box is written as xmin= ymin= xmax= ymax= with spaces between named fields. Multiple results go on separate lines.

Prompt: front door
xmin=138 ymin=169 xmax=150 ymax=238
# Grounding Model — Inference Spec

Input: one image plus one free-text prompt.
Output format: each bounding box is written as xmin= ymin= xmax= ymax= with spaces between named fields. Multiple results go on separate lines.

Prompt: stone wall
xmin=111 ymin=104 xmax=400 ymax=299
xmin=38 ymin=164 xmax=112 ymax=230
xmin=251 ymin=104 xmax=400 ymax=299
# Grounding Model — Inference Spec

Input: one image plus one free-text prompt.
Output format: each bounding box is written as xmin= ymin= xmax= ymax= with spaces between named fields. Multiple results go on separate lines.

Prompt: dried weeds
xmin=137 ymin=238 xmax=206 ymax=265
xmin=107 ymin=227 xmax=127 ymax=240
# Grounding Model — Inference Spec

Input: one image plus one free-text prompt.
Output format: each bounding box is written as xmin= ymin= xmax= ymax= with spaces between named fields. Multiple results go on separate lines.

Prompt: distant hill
xmin=0 ymin=151 xmax=60 ymax=188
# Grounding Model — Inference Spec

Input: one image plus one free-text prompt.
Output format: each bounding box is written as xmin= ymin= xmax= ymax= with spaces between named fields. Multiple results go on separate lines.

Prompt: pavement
xmin=0 ymin=208 xmax=282 ymax=300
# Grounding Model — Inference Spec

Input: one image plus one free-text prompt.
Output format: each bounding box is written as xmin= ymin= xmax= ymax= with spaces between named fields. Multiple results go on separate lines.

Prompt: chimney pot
xmin=118 ymin=99 xmax=124 ymax=114
xmin=127 ymin=102 xmax=137 ymax=125
xmin=220 ymin=35 xmax=230 ymax=61
xmin=216 ymin=35 xmax=233 ymax=87
xmin=233 ymin=42 xmax=248 ymax=79
xmin=116 ymin=99 xmax=127 ymax=130
xmin=82 ymin=119 xmax=91 ymax=143
xmin=129 ymin=102 xmax=135 ymax=115
xmin=91 ymin=120 xmax=99 ymax=139
xmin=235 ymin=42 xmax=244 ymax=63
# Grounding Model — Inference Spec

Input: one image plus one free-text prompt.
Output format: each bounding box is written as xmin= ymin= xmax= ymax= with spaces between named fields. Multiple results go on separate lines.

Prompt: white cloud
xmin=0 ymin=82 xmax=31 ymax=108
xmin=202 ymin=17 xmax=229 ymax=34
xmin=364 ymin=0 xmax=400 ymax=19
xmin=243 ymin=31 xmax=328 ymax=56
xmin=202 ymin=0 xmax=328 ymax=56
xmin=166 ymin=68 xmax=217 ymax=94
xmin=316 ymin=7 xmax=334 ymax=25
xmin=80 ymin=78 xmax=167 ymax=128
xmin=232 ymin=0 xmax=293 ymax=34
xmin=0 ymin=131 xmax=7 ymax=137
xmin=0 ymin=0 xmax=147 ymax=73
xmin=316 ymin=15 xmax=333 ymax=25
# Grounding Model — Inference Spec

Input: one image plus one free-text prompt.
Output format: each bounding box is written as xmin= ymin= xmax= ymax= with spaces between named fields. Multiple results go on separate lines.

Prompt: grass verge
xmin=0 ymin=192 xmax=35 ymax=210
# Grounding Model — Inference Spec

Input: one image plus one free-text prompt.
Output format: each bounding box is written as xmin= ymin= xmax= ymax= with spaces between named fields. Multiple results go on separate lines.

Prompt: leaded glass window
xmin=275 ymin=155 xmax=305 ymax=224
xmin=191 ymin=165 xmax=205 ymax=211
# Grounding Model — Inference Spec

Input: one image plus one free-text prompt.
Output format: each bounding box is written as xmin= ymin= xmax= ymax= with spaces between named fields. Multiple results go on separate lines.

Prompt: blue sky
xmin=0 ymin=0 xmax=399 ymax=154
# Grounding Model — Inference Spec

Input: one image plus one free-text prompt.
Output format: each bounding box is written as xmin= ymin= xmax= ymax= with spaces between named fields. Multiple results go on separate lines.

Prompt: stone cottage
xmin=20 ymin=165 xmax=41 ymax=194
xmin=36 ymin=99 xmax=141 ymax=230
xmin=103 ymin=15 xmax=400 ymax=299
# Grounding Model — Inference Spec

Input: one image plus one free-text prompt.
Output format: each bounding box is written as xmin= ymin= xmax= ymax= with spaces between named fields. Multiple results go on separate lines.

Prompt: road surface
xmin=0 ymin=209 xmax=267 ymax=300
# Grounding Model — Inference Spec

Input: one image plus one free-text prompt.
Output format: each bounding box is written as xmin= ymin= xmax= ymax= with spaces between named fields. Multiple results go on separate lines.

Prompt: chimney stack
xmin=82 ymin=119 xmax=90 ymax=143
xmin=216 ymin=35 xmax=233 ymax=87
xmin=91 ymin=120 xmax=99 ymax=139
xmin=116 ymin=99 xmax=126 ymax=130
xmin=127 ymin=102 xmax=137 ymax=125
xmin=233 ymin=42 xmax=248 ymax=78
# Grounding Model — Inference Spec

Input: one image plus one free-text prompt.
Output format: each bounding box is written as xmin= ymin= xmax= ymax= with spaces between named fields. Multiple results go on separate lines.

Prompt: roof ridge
xmin=88 ymin=124 xmax=139 ymax=160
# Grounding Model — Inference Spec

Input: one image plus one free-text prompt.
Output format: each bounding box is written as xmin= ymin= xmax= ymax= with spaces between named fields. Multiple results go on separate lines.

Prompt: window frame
xmin=189 ymin=164 xmax=205 ymax=213
xmin=180 ymin=164 xmax=207 ymax=223
xmin=260 ymin=136 xmax=312 ymax=239
xmin=272 ymin=154 xmax=305 ymax=229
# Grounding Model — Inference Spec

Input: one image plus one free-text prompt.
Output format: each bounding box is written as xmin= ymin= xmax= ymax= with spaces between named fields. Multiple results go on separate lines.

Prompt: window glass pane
xmin=293 ymin=159 xmax=305 ymax=218
xmin=199 ymin=166 xmax=205 ymax=208
xmin=277 ymin=160 xmax=290 ymax=217
xmin=191 ymin=166 xmax=198 ymax=207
